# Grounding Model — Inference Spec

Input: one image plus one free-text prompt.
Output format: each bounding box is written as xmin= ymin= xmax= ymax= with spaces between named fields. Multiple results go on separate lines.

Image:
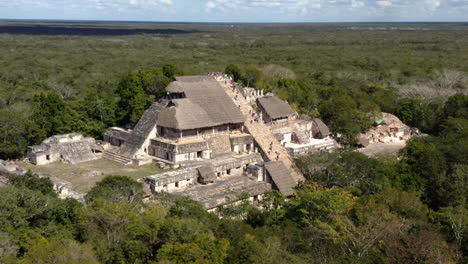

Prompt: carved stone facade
xmin=144 ymin=152 xmax=268 ymax=210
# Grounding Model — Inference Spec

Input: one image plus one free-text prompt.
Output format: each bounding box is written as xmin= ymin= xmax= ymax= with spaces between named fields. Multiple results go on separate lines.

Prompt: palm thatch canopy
xmin=159 ymin=79 xmax=245 ymax=130
xmin=311 ymin=118 xmax=331 ymax=138
xmin=257 ymin=95 xmax=296 ymax=120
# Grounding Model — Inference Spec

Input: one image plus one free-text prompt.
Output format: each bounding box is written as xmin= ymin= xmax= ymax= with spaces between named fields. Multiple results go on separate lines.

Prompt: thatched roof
xmin=257 ymin=95 xmax=296 ymax=119
xmin=312 ymin=118 xmax=331 ymax=138
xmin=159 ymin=80 xmax=245 ymax=130
xmin=264 ymin=161 xmax=296 ymax=196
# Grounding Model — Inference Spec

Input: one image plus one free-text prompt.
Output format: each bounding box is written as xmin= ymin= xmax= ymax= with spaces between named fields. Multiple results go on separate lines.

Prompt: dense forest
xmin=0 ymin=22 xmax=467 ymax=263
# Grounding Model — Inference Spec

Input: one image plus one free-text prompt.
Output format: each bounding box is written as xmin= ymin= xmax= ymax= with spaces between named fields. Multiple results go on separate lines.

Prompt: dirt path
xmin=357 ymin=142 xmax=406 ymax=156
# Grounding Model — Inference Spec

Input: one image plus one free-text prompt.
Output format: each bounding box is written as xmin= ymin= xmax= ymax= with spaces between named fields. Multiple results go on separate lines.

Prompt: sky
xmin=0 ymin=0 xmax=467 ymax=22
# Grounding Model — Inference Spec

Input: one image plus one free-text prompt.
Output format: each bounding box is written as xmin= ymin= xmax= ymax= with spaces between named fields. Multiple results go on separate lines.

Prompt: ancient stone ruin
xmin=27 ymin=133 xmax=107 ymax=165
xmin=359 ymin=112 xmax=419 ymax=146
xmin=101 ymin=74 xmax=340 ymax=209
xmin=23 ymin=74 xmax=340 ymax=209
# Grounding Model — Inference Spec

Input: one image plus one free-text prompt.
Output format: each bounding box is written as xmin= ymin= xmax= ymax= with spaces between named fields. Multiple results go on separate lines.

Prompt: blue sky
xmin=0 ymin=0 xmax=467 ymax=22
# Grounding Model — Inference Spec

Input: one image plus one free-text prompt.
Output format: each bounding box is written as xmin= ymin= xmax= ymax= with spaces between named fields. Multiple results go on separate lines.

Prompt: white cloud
xmin=203 ymin=0 xmax=322 ymax=14
xmin=1 ymin=0 xmax=468 ymax=21
xmin=426 ymin=0 xmax=441 ymax=10
xmin=0 ymin=0 xmax=173 ymax=11
xmin=200 ymin=0 xmax=468 ymax=18
xmin=377 ymin=0 xmax=392 ymax=7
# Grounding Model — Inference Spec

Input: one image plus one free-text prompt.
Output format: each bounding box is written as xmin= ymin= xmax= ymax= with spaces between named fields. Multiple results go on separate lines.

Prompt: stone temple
xmin=28 ymin=74 xmax=337 ymax=211
xmin=102 ymin=74 xmax=336 ymax=211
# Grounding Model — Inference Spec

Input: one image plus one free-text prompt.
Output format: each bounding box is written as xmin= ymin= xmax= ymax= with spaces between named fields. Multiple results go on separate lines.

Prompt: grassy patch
xmin=17 ymin=159 xmax=165 ymax=193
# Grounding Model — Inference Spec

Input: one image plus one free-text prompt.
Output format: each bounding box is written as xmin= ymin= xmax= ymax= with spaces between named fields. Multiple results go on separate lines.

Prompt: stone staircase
xmin=103 ymin=150 xmax=132 ymax=165
xmin=218 ymin=78 xmax=305 ymax=184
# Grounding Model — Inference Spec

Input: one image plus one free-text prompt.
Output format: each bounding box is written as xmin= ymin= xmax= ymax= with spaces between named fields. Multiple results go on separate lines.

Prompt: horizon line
xmin=1 ymin=18 xmax=468 ymax=24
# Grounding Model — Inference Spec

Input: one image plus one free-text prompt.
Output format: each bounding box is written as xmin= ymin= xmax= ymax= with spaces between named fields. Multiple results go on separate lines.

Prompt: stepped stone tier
xmin=219 ymin=79 xmax=305 ymax=186
xmin=27 ymin=133 xmax=107 ymax=165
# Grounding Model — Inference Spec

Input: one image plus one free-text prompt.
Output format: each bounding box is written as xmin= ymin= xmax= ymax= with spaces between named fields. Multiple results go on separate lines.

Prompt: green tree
xmin=225 ymin=64 xmax=242 ymax=81
xmin=168 ymin=196 xmax=216 ymax=224
xmin=443 ymin=93 xmax=468 ymax=120
xmin=374 ymin=188 xmax=429 ymax=220
xmin=385 ymin=229 xmax=460 ymax=264
xmin=159 ymin=217 xmax=208 ymax=244
xmin=85 ymin=175 xmax=143 ymax=204
xmin=162 ymin=64 xmax=185 ymax=79
xmin=145 ymin=74 xmax=171 ymax=99
xmin=319 ymin=96 xmax=372 ymax=145
xmin=116 ymin=72 xmax=152 ymax=124
xmin=431 ymin=206 xmax=468 ymax=250
xmin=18 ymin=237 xmax=99 ymax=264
xmin=0 ymin=109 xmax=27 ymax=159
xmin=287 ymin=185 xmax=357 ymax=226
xmin=400 ymin=137 xmax=449 ymax=208
xmin=298 ymin=152 xmax=394 ymax=195
xmin=9 ymin=171 xmax=56 ymax=196
xmin=157 ymin=236 xmax=229 ymax=264
xmin=79 ymin=200 xmax=140 ymax=263
xmin=80 ymin=92 xmax=117 ymax=127
xmin=332 ymin=199 xmax=403 ymax=260
xmin=27 ymin=93 xmax=84 ymax=144
xmin=0 ymin=231 xmax=18 ymax=260
xmin=0 ymin=186 xmax=79 ymax=238
xmin=395 ymin=97 xmax=426 ymax=129
xmin=241 ymin=65 xmax=263 ymax=87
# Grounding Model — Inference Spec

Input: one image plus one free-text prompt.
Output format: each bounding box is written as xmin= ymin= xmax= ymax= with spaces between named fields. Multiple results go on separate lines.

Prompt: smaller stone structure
xmin=363 ymin=113 xmax=412 ymax=143
xmin=143 ymin=152 xmax=267 ymax=209
xmin=28 ymin=133 xmax=106 ymax=165
xmin=285 ymin=138 xmax=338 ymax=158
xmin=256 ymin=95 xmax=298 ymax=123
xmin=267 ymin=116 xmax=337 ymax=158
xmin=144 ymin=153 xmax=262 ymax=193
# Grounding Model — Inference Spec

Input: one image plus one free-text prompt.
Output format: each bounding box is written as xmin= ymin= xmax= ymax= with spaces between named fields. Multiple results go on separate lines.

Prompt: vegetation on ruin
xmin=0 ymin=22 xmax=467 ymax=263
